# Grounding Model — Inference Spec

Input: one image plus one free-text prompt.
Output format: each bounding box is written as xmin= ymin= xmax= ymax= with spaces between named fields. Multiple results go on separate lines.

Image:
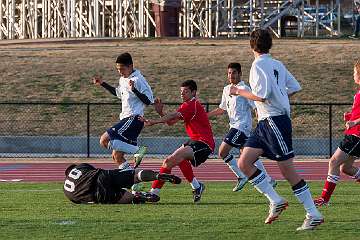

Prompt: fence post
xmin=87 ymin=103 xmax=90 ymax=158
xmin=329 ymin=104 xmax=332 ymax=158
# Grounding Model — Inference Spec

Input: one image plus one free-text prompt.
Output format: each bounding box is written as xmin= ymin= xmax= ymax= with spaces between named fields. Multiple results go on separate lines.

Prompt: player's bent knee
xmin=237 ymin=159 xmax=247 ymax=171
xmin=100 ymin=137 xmax=109 ymax=149
xmin=163 ymin=157 xmax=177 ymax=168
xmin=99 ymin=132 xmax=110 ymax=148
xmin=218 ymin=150 xmax=227 ymax=159
xmin=329 ymin=158 xmax=342 ymax=170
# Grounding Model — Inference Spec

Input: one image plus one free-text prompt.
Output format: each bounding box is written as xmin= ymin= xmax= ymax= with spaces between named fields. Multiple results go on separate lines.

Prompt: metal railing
xmin=0 ymin=102 xmax=352 ymax=158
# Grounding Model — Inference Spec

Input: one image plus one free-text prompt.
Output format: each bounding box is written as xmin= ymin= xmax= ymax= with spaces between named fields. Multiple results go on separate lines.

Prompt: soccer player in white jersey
xmin=93 ymin=53 xmax=154 ymax=170
xmin=207 ymin=62 xmax=276 ymax=192
xmin=230 ymin=29 xmax=323 ymax=231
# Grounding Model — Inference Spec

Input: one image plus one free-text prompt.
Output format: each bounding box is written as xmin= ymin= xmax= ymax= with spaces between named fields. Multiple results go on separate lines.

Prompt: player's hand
xmin=129 ymin=80 xmax=135 ymax=91
xmin=144 ymin=120 xmax=156 ymax=127
xmin=138 ymin=116 xmax=155 ymax=126
xmin=93 ymin=76 xmax=103 ymax=85
xmin=154 ymin=97 xmax=164 ymax=116
xmin=344 ymin=112 xmax=351 ymax=121
xmin=346 ymin=121 xmax=357 ymax=130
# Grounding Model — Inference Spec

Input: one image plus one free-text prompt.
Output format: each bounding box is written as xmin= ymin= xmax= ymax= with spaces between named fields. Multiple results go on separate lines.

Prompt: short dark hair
xmin=116 ymin=52 xmax=133 ymax=65
xmin=250 ymin=29 xmax=272 ymax=54
xmin=227 ymin=62 xmax=242 ymax=73
xmin=181 ymin=80 xmax=197 ymax=92
xmin=355 ymin=59 xmax=360 ymax=73
xmin=65 ymin=164 xmax=77 ymax=176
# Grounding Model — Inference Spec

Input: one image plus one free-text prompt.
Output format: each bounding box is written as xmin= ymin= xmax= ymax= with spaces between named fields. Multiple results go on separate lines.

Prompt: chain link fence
xmin=0 ymin=102 xmax=352 ymax=158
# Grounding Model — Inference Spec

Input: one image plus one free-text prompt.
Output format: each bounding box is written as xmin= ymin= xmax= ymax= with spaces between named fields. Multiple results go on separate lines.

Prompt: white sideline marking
xmin=0 ymin=189 xmax=61 ymax=192
xmin=0 ymin=179 xmax=23 ymax=182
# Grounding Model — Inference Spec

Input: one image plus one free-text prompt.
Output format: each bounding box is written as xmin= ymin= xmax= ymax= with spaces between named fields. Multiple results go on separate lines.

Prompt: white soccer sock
xmin=150 ymin=188 xmax=160 ymax=196
xmin=352 ymin=168 xmax=360 ymax=180
xmin=223 ymin=154 xmax=247 ymax=179
xmin=327 ymin=174 xmax=340 ymax=183
xmin=249 ymin=171 xmax=283 ymax=204
xmin=118 ymin=161 xmax=133 ymax=170
xmin=293 ymin=183 xmax=322 ymax=218
xmin=137 ymin=170 xmax=144 ymax=181
xmin=254 ymin=160 xmax=271 ymax=182
xmin=108 ymin=140 xmax=139 ymax=154
xmin=190 ymin=177 xmax=200 ymax=189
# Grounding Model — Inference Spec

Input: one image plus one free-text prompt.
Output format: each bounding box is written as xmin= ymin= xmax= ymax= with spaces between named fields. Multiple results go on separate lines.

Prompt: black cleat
xmin=157 ymin=173 xmax=182 ymax=184
xmin=145 ymin=192 xmax=160 ymax=203
xmin=192 ymin=182 xmax=205 ymax=203
xmin=132 ymin=192 xmax=147 ymax=204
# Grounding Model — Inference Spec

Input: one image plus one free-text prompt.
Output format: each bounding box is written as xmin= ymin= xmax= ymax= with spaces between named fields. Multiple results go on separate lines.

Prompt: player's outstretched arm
xmin=92 ymin=76 xmax=116 ymax=96
xmin=129 ymin=80 xmax=152 ymax=105
xmin=139 ymin=112 xmax=181 ymax=127
xmin=229 ymin=85 xmax=265 ymax=102
xmin=207 ymin=108 xmax=226 ymax=118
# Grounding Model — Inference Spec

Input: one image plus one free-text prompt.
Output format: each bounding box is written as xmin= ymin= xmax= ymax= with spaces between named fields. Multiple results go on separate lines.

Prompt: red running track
xmin=1 ymin=161 xmax=359 ymax=183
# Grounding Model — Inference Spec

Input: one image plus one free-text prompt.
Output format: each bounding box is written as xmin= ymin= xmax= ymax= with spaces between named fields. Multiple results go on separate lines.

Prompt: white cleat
xmin=265 ymin=199 xmax=289 ymax=224
xmin=233 ymin=178 xmax=248 ymax=192
xmin=296 ymin=214 xmax=324 ymax=231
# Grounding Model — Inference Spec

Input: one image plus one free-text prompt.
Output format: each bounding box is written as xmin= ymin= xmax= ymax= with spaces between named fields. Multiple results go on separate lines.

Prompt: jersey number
xmin=64 ymin=168 xmax=83 ymax=192
xmin=273 ymin=69 xmax=284 ymax=96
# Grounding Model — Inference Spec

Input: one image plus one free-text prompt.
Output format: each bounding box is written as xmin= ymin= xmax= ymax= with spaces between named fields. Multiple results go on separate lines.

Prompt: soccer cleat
xmin=296 ymin=214 xmax=324 ymax=231
xmin=133 ymin=146 xmax=147 ymax=169
xmin=132 ymin=192 xmax=147 ymax=204
xmin=192 ymin=182 xmax=205 ymax=203
xmin=349 ymin=34 xmax=359 ymax=39
xmin=314 ymin=197 xmax=329 ymax=207
xmin=157 ymin=173 xmax=182 ymax=184
xmin=233 ymin=178 xmax=248 ymax=192
xmin=265 ymin=199 xmax=289 ymax=224
xmin=269 ymin=178 xmax=277 ymax=188
xmin=144 ymin=192 xmax=160 ymax=203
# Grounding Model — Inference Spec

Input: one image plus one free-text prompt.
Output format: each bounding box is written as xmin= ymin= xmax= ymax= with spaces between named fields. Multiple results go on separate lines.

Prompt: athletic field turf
xmin=1 ymin=181 xmax=359 ymax=240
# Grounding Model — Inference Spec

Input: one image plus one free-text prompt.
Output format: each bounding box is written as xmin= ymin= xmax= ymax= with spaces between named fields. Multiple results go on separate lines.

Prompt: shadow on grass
xmin=136 ymin=201 xmax=268 ymax=206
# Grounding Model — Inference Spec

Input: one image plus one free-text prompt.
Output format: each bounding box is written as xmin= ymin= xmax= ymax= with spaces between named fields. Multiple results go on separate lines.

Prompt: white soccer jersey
xmin=249 ymin=54 xmax=301 ymax=121
xmin=115 ymin=69 xmax=154 ymax=119
xmin=219 ymin=81 xmax=255 ymax=136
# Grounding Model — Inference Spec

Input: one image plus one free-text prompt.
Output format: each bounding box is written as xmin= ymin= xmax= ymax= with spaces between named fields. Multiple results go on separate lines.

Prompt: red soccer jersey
xmin=345 ymin=89 xmax=360 ymax=137
xmin=177 ymin=98 xmax=215 ymax=151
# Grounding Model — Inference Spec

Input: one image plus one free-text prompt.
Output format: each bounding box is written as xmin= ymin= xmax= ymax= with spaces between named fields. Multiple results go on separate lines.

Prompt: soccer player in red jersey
xmin=315 ymin=60 xmax=360 ymax=206
xmin=140 ymin=80 xmax=215 ymax=203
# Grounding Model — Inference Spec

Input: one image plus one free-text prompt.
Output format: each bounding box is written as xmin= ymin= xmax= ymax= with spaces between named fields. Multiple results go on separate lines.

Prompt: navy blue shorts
xmin=244 ymin=114 xmax=294 ymax=161
xmin=223 ymin=128 xmax=248 ymax=148
xmin=107 ymin=115 xmax=144 ymax=146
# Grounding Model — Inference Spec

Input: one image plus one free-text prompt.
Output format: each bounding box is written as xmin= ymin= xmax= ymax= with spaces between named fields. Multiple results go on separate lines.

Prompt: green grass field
xmin=1 ymin=181 xmax=359 ymax=240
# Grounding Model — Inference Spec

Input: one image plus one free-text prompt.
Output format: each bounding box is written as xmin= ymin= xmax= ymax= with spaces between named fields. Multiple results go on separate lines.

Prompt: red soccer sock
xmin=178 ymin=160 xmax=195 ymax=183
xmin=151 ymin=167 xmax=171 ymax=189
xmin=321 ymin=180 xmax=337 ymax=202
